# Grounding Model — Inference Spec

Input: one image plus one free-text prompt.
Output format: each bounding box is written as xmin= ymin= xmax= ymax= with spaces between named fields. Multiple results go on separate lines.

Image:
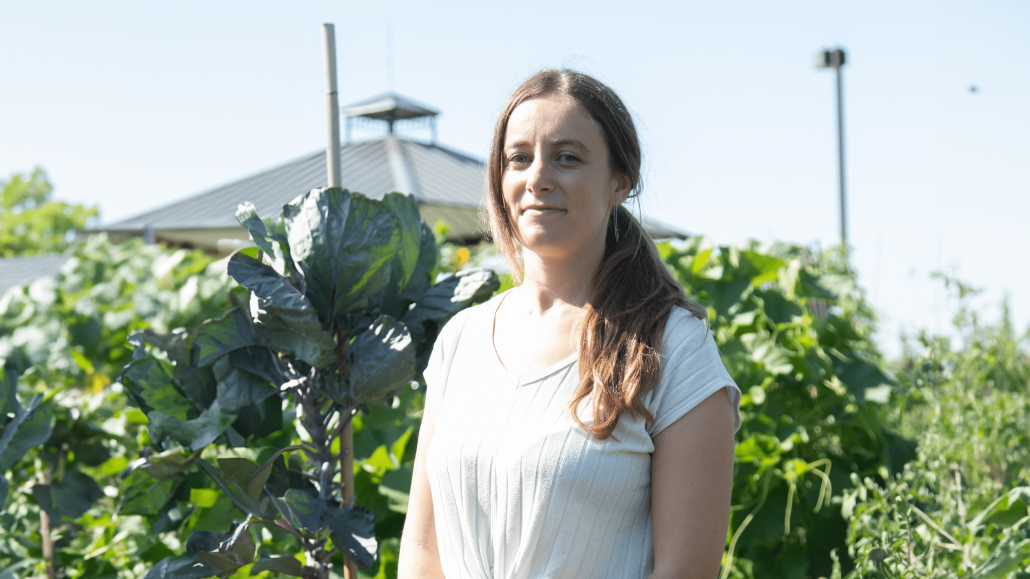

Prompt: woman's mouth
xmin=523 ymin=207 xmax=564 ymax=215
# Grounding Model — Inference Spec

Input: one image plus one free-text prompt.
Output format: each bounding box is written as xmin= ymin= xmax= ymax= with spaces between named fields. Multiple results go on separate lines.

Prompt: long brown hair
xmin=486 ymin=68 xmax=707 ymax=440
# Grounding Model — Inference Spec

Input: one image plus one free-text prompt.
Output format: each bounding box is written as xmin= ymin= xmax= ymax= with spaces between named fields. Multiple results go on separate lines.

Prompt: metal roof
xmin=88 ymin=134 xmax=690 ymax=252
xmin=95 ymin=136 xmax=482 ymax=233
xmin=0 ymin=255 xmax=69 ymax=297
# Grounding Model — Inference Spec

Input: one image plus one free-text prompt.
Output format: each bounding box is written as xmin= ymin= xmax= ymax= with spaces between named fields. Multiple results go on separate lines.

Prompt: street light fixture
xmin=816 ymin=48 xmax=847 ymax=247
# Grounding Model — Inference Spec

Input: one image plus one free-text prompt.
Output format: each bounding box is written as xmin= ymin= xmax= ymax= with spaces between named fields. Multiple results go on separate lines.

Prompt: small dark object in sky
xmin=969 ymin=85 xmax=978 ymax=94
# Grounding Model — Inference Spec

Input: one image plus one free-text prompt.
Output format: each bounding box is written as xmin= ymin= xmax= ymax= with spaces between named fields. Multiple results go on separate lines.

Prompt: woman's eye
xmin=509 ymin=154 xmax=529 ymax=165
xmin=558 ymin=153 xmax=580 ymax=163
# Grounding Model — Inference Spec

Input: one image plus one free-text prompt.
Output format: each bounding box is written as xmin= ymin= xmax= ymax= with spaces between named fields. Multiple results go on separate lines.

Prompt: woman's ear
xmin=610 ymin=173 xmax=632 ymax=206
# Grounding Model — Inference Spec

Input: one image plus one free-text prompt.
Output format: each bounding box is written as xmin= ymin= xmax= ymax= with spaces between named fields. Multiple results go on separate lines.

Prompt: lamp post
xmin=816 ymin=48 xmax=847 ymax=247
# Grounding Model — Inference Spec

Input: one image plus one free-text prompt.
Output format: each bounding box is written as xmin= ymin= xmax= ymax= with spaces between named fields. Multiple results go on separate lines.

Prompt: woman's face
xmin=501 ymin=95 xmax=630 ymax=259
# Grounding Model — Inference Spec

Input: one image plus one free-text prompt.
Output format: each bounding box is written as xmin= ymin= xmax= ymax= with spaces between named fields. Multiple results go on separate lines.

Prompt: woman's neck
xmin=517 ymin=237 xmax=605 ymax=314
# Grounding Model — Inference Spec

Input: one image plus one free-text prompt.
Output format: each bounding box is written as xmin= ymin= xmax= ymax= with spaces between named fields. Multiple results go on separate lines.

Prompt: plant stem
xmin=333 ymin=329 xmax=357 ymax=579
xmin=909 ymin=505 xmax=962 ymax=551
xmin=291 ymin=329 xmax=361 ymax=578
xmin=296 ymin=378 xmax=356 ymax=579
xmin=721 ymin=472 xmax=772 ymax=579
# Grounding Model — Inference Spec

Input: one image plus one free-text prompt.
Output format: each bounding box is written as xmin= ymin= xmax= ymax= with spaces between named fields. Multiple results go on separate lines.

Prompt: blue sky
xmin=1 ymin=0 xmax=1027 ymax=357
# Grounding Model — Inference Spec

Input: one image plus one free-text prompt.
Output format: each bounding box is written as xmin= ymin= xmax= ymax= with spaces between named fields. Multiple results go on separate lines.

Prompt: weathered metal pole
xmin=322 ymin=23 xmax=342 ymax=188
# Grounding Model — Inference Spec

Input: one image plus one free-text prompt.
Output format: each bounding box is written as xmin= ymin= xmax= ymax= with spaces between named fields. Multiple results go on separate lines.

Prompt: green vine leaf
xmin=325 ymin=503 xmax=377 ymax=569
xmin=347 ymin=315 xmax=415 ymax=407
xmin=31 ymin=469 xmax=103 ymax=520
xmin=227 ymin=251 xmax=336 ymax=368
xmin=195 ymin=458 xmax=268 ymax=518
xmin=147 ymin=402 xmax=236 ymax=452
xmin=212 ymin=356 xmax=277 ymax=414
xmin=401 ymin=267 xmax=499 ymax=343
xmin=121 ymin=355 xmax=193 ymax=419
xmin=191 ymin=309 xmax=257 ymax=367
xmin=0 ymin=392 xmax=52 ymax=474
xmin=235 ymin=203 xmax=280 ymax=262
xmin=142 ymin=556 xmax=219 ymax=579
xmin=380 ymin=192 xmax=423 ymax=291
xmin=283 ymin=188 xmax=401 ymax=320
xmin=250 ymin=555 xmax=304 ymax=577
xmin=278 ymin=489 xmax=378 ymax=569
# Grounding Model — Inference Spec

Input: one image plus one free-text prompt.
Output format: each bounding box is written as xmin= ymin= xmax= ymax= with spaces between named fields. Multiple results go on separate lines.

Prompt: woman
xmin=398 ymin=69 xmax=741 ymax=579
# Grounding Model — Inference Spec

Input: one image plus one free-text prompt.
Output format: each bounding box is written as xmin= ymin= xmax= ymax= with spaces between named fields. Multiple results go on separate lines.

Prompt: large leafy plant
xmin=843 ymin=456 xmax=1030 ymax=578
xmin=118 ymin=188 xmax=496 ymax=579
xmin=660 ymin=239 xmax=913 ymax=579
xmin=1 ymin=235 xmax=232 ymax=579
xmin=841 ymin=282 xmax=1030 ymax=578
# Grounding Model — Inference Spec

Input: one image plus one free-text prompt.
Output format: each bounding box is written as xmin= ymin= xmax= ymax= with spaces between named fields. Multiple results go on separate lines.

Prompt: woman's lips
xmin=523 ymin=207 xmax=565 ymax=215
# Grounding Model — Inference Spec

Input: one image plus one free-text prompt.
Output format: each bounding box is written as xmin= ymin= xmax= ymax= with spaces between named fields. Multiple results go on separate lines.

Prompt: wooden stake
xmin=342 ymin=417 xmax=356 ymax=579
xmin=41 ymin=466 xmax=55 ymax=579
xmin=322 ymin=23 xmax=342 ymax=189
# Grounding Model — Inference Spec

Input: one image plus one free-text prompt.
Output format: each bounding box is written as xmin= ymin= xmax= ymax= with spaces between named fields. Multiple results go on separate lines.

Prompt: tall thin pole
xmin=322 ymin=24 xmax=342 ymax=188
xmin=836 ymin=63 xmax=847 ymax=247
xmin=322 ymin=24 xmax=354 ymax=579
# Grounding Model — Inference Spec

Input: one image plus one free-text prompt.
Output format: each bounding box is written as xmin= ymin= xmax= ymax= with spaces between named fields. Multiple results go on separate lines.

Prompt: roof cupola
xmin=342 ymin=92 xmax=440 ymax=143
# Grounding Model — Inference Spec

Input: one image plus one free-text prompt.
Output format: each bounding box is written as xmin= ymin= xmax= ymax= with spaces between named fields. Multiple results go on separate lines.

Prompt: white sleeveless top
xmin=424 ymin=292 xmax=742 ymax=579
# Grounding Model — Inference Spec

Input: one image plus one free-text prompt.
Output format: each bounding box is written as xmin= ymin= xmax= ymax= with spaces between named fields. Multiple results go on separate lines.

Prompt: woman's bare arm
xmin=397 ymin=400 xmax=446 ymax=579
xmin=650 ymin=388 xmax=736 ymax=579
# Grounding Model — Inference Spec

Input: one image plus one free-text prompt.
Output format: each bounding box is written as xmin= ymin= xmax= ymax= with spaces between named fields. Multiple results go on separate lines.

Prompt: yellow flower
xmin=455 ymin=247 xmax=471 ymax=266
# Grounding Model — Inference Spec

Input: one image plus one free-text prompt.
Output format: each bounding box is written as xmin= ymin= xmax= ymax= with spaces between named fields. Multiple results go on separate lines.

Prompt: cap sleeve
xmin=646 ymin=307 xmax=742 ymax=437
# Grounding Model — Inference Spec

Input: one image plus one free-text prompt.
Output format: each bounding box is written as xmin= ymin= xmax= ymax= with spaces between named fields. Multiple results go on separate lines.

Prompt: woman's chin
xmin=519 ymin=232 xmax=571 ymax=254
xmin=520 ymin=232 xmax=604 ymax=260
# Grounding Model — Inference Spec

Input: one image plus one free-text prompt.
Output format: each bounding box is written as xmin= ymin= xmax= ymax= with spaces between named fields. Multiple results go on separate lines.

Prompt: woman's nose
xmin=526 ymin=157 xmax=553 ymax=194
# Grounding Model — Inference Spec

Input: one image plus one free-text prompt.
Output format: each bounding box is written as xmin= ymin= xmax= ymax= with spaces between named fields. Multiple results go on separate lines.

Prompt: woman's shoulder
xmin=648 ymin=304 xmax=741 ymax=436
xmin=661 ymin=305 xmax=709 ymax=350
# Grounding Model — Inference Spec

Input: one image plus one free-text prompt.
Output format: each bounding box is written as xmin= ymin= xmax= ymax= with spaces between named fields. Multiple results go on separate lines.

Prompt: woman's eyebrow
xmin=550 ymin=138 xmax=589 ymax=151
xmin=504 ymin=138 xmax=591 ymax=151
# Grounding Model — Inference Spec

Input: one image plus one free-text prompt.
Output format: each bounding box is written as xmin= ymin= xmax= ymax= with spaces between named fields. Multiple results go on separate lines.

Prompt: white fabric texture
xmin=424 ymin=291 xmax=742 ymax=579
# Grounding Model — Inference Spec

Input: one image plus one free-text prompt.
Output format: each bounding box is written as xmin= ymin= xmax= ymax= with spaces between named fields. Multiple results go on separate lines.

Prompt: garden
xmin=1 ymin=171 xmax=1028 ymax=578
